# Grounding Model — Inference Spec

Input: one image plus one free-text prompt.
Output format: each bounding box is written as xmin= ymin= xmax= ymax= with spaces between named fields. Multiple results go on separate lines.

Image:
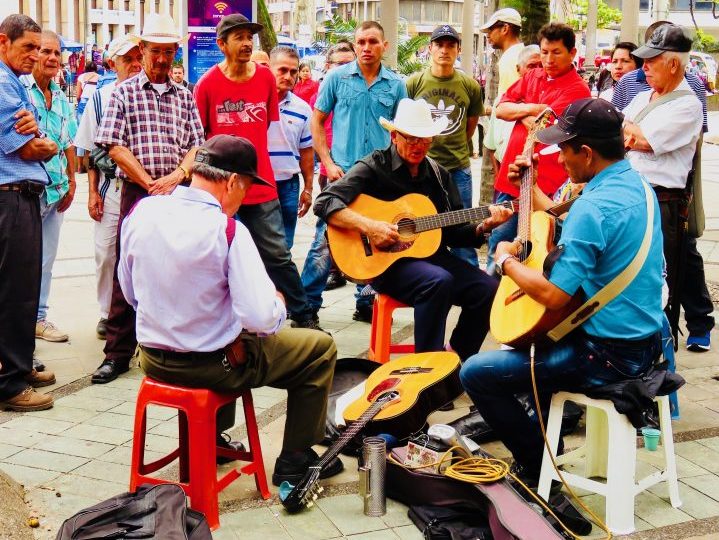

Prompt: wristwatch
xmin=178 ymin=164 xmax=190 ymax=180
xmin=496 ymin=253 xmax=517 ymax=276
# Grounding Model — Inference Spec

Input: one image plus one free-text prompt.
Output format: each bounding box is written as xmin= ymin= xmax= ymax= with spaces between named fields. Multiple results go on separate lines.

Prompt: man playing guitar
xmin=460 ymin=98 xmax=665 ymax=488
xmin=314 ymin=98 xmax=512 ymax=361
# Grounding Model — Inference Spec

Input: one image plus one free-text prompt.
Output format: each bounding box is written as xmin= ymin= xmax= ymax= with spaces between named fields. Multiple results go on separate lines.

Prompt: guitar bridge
xmin=505 ymin=289 xmax=526 ymax=305
xmin=360 ymin=234 xmax=373 ymax=257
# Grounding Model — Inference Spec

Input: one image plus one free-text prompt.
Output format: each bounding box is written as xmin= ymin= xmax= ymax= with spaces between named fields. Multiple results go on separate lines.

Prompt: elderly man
xmin=406 ymin=25 xmax=483 ymax=267
xmin=250 ymin=50 xmax=270 ymax=67
xmin=20 ymin=31 xmax=77 ymax=344
xmin=194 ymin=14 xmax=321 ymax=330
xmin=315 ymin=98 xmax=511 ymax=360
xmin=74 ymin=35 xmax=142 ymax=339
xmin=121 ymin=135 xmax=342 ymax=485
xmin=92 ymin=14 xmax=205 ymax=384
xmin=0 ymin=14 xmax=59 ymax=411
xmin=622 ymin=24 xmax=706 ymax=347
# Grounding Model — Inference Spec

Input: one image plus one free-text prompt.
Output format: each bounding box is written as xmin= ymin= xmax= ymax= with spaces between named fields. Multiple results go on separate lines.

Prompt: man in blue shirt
xmin=460 ymin=99 xmax=665 ymax=486
xmin=311 ymin=21 xmax=407 ymax=322
xmin=0 ymin=14 xmax=60 ymax=412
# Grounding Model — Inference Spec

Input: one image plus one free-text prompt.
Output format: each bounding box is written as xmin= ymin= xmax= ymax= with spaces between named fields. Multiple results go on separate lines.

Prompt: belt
xmin=140 ymin=340 xmax=247 ymax=371
xmin=0 ymin=181 xmax=45 ymax=196
xmin=653 ymin=186 xmax=687 ymax=203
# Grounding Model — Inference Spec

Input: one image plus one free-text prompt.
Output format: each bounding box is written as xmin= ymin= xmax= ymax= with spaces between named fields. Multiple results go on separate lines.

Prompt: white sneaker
xmin=35 ymin=320 xmax=69 ymax=342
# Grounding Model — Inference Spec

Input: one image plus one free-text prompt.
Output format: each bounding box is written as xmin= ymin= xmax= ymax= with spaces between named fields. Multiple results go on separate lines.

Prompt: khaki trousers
xmin=138 ymin=328 xmax=337 ymax=451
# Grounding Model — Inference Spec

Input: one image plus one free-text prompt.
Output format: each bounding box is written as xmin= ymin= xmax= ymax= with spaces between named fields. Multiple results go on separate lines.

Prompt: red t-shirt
xmin=496 ymin=67 xmax=591 ymax=197
xmin=194 ymin=64 xmax=280 ymax=205
xmin=294 ymin=78 xmax=319 ymax=105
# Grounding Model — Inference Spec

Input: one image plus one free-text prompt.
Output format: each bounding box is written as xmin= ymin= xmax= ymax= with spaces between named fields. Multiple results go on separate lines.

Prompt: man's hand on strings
xmin=507 ymin=152 xmax=539 ymax=188
xmin=479 ymin=205 xmax=514 ymax=235
xmin=495 ymin=238 xmax=523 ymax=260
xmin=367 ymin=220 xmax=399 ymax=249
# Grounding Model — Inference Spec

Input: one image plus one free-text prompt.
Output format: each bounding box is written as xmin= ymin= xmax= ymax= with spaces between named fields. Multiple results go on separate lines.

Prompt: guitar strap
xmin=546 ymin=181 xmax=655 ymax=342
xmin=426 ymin=157 xmax=453 ymax=211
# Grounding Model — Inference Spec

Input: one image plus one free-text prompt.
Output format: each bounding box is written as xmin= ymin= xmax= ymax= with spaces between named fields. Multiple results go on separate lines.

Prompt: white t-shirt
xmin=622 ymin=79 xmax=702 ymax=190
xmin=497 ymin=42 xmax=524 ymax=97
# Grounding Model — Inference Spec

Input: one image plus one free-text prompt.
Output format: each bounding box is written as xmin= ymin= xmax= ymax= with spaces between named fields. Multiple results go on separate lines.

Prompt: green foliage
xmin=501 ymin=0 xmax=550 ymax=44
xmin=694 ymin=29 xmax=719 ymax=53
xmin=320 ymin=15 xmax=357 ymax=45
xmin=397 ymin=34 xmax=429 ymax=76
xmin=565 ymin=0 xmax=622 ymax=31
xmin=257 ymin=0 xmax=277 ymax=53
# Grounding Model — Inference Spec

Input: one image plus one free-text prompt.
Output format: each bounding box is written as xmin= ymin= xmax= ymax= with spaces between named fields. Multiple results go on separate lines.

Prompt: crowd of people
xmin=0 ymin=7 xmax=714 ymax=491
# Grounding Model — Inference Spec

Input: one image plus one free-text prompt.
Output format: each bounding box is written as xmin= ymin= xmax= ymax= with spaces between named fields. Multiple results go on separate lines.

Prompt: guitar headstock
xmin=279 ymin=466 xmax=323 ymax=514
xmin=521 ymin=108 xmax=557 ymax=155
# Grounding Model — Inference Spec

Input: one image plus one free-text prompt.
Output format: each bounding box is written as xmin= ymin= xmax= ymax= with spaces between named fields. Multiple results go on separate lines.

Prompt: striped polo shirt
xmin=267 ymin=91 xmax=313 ymax=181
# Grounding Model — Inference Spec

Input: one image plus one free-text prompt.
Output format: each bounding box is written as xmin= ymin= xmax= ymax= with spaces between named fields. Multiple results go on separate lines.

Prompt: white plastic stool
xmin=537 ymin=392 xmax=681 ymax=535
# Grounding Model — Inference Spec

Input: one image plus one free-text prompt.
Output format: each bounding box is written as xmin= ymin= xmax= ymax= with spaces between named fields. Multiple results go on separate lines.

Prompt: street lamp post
xmin=289 ymin=0 xmax=296 ymax=39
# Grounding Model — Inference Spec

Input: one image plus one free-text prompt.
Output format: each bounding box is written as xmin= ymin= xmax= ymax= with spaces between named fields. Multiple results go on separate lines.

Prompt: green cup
xmin=641 ymin=427 xmax=661 ymax=451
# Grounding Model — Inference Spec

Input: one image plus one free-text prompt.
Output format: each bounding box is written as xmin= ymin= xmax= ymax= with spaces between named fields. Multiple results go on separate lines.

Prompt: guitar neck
xmin=413 ymin=201 xmax=513 ymax=233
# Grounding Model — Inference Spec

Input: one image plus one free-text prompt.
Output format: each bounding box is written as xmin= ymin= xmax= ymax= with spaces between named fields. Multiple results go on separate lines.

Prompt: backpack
xmin=55 ymin=483 xmax=212 ymax=540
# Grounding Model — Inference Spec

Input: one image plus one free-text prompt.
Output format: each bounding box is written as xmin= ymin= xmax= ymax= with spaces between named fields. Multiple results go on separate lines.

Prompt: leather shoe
xmin=216 ymin=432 xmax=246 ymax=465
xmin=91 ymin=359 xmax=130 ymax=384
xmin=325 ymin=272 xmax=347 ymax=291
xmin=272 ymin=448 xmax=344 ymax=486
xmin=32 ymin=357 xmax=45 ymax=372
xmin=352 ymin=305 xmax=373 ymax=323
xmin=25 ymin=369 xmax=56 ymax=388
xmin=0 ymin=387 xmax=54 ymax=412
xmin=96 ymin=318 xmax=108 ymax=340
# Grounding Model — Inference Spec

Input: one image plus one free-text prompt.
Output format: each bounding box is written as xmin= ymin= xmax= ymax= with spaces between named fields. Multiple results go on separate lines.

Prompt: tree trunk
xmin=521 ymin=0 xmax=550 ymax=44
xmin=257 ymin=0 xmax=277 ymax=53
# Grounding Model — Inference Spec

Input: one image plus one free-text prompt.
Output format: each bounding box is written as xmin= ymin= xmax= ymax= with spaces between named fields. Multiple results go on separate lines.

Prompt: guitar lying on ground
xmin=327 ymin=194 xmax=517 ymax=282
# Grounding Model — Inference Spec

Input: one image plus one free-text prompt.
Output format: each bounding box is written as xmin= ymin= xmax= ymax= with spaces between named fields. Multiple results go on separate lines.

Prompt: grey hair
xmin=40 ymin=30 xmax=61 ymax=48
xmin=663 ymin=51 xmax=689 ymax=69
xmin=0 ymin=14 xmax=41 ymax=42
xmin=517 ymin=44 xmax=540 ymax=68
xmin=192 ymin=162 xmax=232 ymax=183
xmin=270 ymin=45 xmax=299 ymax=63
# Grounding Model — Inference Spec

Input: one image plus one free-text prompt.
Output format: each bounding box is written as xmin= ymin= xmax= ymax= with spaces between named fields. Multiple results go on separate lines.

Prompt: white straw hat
xmin=139 ymin=14 xmax=186 ymax=44
xmin=379 ymin=98 xmax=449 ymax=138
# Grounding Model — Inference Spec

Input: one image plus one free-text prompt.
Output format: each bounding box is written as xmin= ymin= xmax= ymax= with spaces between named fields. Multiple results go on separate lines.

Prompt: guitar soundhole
xmin=518 ymin=240 xmax=533 ymax=262
xmin=396 ymin=217 xmax=416 ymax=236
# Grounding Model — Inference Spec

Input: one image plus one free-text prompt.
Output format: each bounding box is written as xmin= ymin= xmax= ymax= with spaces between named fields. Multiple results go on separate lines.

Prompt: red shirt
xmin=194 ymin=64 xmax=280 ymax=205
xmin=294 ymin=78 xmax=319 ymax=105
xmin=496 ymin=67 xmax=590 ymax=197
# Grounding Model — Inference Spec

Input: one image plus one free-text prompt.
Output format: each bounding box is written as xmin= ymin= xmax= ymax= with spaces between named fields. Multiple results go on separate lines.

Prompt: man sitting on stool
xmin=118 ymin=135 xmax=342 ymax=485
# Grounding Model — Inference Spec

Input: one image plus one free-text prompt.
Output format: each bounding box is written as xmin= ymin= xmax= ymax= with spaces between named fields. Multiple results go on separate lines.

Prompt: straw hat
xmin=139 ymin=14 xmax=186 ymax=44
xmin=379 ymin=98 xmax=449 ymax=138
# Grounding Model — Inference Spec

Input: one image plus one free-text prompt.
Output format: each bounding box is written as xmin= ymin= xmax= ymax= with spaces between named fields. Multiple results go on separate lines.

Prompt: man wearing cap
xmin=92 ymin=14 xmax=205 ymax=384
xmin=621 ymin=24 xmax=709 ymax=350
xmin=74 ymin=34 xmax=142 ymax=340
xmin=481 ymin=8 xmax=524 ymax=97
xmin=461 ymin=98 xmax=664 ymax=488
xmin=194 ymin=14 xmax=321 ymax=330
xmin=486 ymin=22 xmax=591 ymax=276
xmin=121 ymin=134 xmax=342 ymax=486
xmin=315 ymin=98 xmax=511 ymax=360
xmin=406 ymin=25 xmax=483 ymax=268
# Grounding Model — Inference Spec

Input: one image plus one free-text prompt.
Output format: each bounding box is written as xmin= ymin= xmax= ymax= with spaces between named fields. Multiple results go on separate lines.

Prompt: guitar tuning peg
xmin=312 ymin=494 xmax=318 ymax=501
xmin=307 ymin=501 xmax=314 ymax=508
xmin=317 ymin=486 xmax=324 ymax=493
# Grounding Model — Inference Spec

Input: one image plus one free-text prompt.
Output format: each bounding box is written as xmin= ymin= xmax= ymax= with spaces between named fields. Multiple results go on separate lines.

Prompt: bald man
xmin=251 ymin=50 xmax=270 ymax=67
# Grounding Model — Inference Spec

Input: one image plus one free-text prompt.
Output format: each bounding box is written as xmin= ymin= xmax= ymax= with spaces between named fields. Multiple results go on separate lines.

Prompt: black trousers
xmin=682 ymin=236 xmax=715 ymax=335
xmin=0 ymin=190 xmax=41 ymax=400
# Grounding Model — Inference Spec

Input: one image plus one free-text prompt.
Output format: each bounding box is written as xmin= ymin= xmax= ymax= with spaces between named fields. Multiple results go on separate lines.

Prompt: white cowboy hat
xmin=379 ymin=98 xmax=449 ymax=138
xmin=139 ymin=14 xmax=186 ymax=44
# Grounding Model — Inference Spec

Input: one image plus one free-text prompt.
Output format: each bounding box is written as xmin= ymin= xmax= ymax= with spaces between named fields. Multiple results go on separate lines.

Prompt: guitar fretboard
xmin=406 ymin=201 xmax=515 ymax=234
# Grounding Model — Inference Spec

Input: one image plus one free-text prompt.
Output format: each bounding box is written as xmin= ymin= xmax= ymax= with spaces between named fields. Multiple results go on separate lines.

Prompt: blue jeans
xmin=38 ymin=193 xmax=64 ymax=321
xmin=485 ymin=190 xmax=518 ymax=276
xmin=460 ymin=331 xmax=661 ymax=474
xmin=276 ymin=175 xmax=300 ymax=250
xmin=449 ymin=167 xmax=479 ymax=267
xmin=301 ymin=218 xmax=331 ymax=313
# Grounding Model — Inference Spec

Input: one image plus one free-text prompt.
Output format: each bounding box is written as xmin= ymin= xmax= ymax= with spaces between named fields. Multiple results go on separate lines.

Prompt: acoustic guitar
xmin=327 ymin=194 xmax=517 ymax=282
xmin=489 ymin=110 xmax=583 ymax=348
xmin=279 ymin=352 xmax=462 ymax=513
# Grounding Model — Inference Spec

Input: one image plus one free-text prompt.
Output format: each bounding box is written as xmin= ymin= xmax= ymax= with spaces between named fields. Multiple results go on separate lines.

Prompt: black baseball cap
xmin=216 ymin=14 xmax=263 ymax=40
xmin=430 ymin=25 xmax=460 ymax=44
xmin=537 ymin=98 xmax=624 ymax=151
xmin=633 ymin=23 xmax=692 ymax=59
xmin=194 ymin=135 xmax=272 ymax=186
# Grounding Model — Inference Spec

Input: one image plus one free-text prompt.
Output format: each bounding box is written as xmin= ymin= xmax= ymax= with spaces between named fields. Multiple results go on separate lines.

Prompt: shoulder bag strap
xmin=631 ymin=89 xmax=695 ymax=124
xmin=547 ymin=181 xmax=655 ymax=342
xmin=225 ymin=216 xmax=237 ymax=247
xmin=425 ymin=156 xmax=453 ymax=211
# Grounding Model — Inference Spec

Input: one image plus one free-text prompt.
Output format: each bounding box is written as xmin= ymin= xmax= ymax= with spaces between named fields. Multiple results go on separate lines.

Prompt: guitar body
xmin=343 ymin=352 xmax=462 ymax=437
xmin=327 ymin=193 xmax=442 ymax=282
xmin=490 ymin=211 xmax=582 ymax=348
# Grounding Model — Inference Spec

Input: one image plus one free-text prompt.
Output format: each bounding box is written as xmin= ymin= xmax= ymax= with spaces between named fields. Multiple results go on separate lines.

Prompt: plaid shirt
xmin=95 ymin=70 xmax=204 ymax=181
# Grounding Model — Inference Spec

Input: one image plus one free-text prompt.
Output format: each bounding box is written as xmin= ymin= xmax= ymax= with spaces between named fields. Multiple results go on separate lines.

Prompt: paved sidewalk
xmin=2 ymin=121 xmax=719 ymax=538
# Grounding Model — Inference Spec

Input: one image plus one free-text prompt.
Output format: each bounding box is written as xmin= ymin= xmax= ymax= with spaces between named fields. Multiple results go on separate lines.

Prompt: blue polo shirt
xmin=315 ymin=61 xmax=407 ymax=172
xmin=548 ymin=160 xmax=664 ymax=340
xmin=0 ymin=60 xmax=48 ymax=186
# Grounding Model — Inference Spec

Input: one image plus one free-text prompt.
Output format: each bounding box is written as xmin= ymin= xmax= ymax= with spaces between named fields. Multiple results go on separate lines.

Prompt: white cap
xmin=139 ymin=13 xmax=186 ymax=44
xmin=481 ymin=8 xmax=522 ymax=32
xmin=107 ymin=34 xmax=140 ymax=59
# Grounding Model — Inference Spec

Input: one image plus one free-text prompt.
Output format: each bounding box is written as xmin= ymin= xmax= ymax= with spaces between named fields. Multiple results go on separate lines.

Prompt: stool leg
xmin=584 ymin=407 xmax=609 ymax=479
xmin=188 ymin=415 xmax=221 ymax=529
xmin=658 ymin=396 xmax=682 ymax=508
xmin=242 ymin=393 xmax=271 ymax=499
xmin=538 ymin=395 xmax=566 ymax=501
xmin=178 ymin=410 xmax=190 ymax=483
xmin=604 ymin=413 xmax=637 ymax=535
xmin=368 ymin=300 xmax=379 ymax=360
xmin=130 ymin=403 xmax=148 ymax=491
xmin=373 ymin=303 xmax=394 ymax=364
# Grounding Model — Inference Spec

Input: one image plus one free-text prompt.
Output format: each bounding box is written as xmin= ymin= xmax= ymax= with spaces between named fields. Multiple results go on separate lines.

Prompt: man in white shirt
xmin=481 ymin=8 xmax=524 ymax=97
xmin=267 ymin=45 xmax=314 ymax=249
xmin=623 ymin=24 xmax=704 ymax=340
xmin=119 ymin=135 xmax=342 ymax=485
xmin=74 ymin=35 xmax=142 ymax=340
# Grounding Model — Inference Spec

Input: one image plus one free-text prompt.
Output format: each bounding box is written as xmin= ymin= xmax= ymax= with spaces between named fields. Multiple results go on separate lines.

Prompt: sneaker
xmin=35 ymin=320 xmax=68 ymax=342
xmin=272 ymin=448 xmax=344 ymax=486
xmin=24 ymin=369 xmax=56 ymax=388
xmin=352 ymin=305 xmax=373 ymax=323
xmin=325 ymin=272 xmax=347 ymax=291
xmin=96 ymin=318 xmax=108 ymax=340
xmin=687 ymin=331 xmax=711 ymax=352
xmin=0 ymin=387 xmax=54 ymax=412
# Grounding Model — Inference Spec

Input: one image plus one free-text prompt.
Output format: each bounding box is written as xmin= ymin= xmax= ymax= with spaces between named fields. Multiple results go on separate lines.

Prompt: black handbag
xmin=89 ymin=146 xmax=117 ymax=180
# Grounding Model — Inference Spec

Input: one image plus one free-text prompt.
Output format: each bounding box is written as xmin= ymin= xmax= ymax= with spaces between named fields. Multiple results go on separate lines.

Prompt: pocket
xmin=337 ymin=81 xmax=361 ymax=102
xmin=372 ymin=94 xmax=395 ymax=119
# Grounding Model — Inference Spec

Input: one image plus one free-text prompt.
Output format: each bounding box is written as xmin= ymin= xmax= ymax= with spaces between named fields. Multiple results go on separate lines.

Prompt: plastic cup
xmin=641 ymin=427 xmax=661 ymax=451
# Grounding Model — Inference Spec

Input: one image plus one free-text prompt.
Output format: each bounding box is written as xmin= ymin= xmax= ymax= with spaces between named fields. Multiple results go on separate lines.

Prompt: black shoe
xmin=291 ymin=315 xmax=328 ymax=333
xmin=272 ymin=448 xmax=344 ymax=486
xmin=216 ymin=432 xmax=246 ymax=465
xmin=32 ymin=357 xmax=45 ymax=373
xmin=96 ymin=318 xmax=108 ymax=340
xmin=325 ymin=272 xmax=347 ymax=291
xmin=91 ymin=359 xmax=130 ymax=384
xmin=352 ymin=305 xmax=373 ymax=323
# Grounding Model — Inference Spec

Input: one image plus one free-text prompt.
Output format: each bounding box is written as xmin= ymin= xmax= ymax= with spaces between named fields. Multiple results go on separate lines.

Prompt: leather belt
xmin=653 ymin=186 xmax=687 ymax=203
xmin=0 ymin=181 xmax=45 ymax=196
xmin=140 ymin=345 xmax=225 ymax=363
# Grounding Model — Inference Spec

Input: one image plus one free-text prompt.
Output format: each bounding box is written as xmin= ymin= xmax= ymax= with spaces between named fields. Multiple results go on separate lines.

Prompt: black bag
xmin=408 ymin=504 xmax=493 ymax=540
xmin=55 ymin=483 xmax=212 ymax=540
xmin=89 ymin=145 xmax=117 ymax=180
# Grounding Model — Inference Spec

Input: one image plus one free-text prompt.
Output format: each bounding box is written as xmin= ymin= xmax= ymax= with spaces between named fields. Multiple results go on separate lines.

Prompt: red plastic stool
xmin=129 ymin=377 xmax=270 ymax=530
xmin=367 ymin=294 xmax=416 ymax=363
